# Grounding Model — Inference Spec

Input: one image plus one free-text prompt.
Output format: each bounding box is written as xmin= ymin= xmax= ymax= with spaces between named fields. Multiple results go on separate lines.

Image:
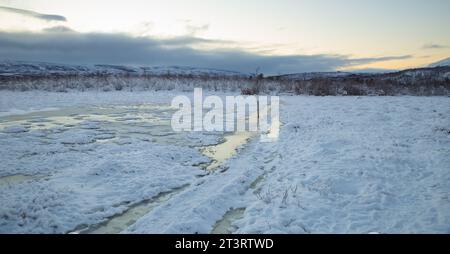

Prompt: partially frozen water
xmin=0 ymin=104 xmax=191 ymax=145
xmin=211 ymin=208 xmax=246 ymax=234
xmin=202 ymin=132 xmax=255 ymax=171
xmin=0 ymin=174 xmax=40 ymax=187
xmin=72 ymin=185 xmax=189 ymax=234
xmin=0 ymin=103 xmax=258 ymax=233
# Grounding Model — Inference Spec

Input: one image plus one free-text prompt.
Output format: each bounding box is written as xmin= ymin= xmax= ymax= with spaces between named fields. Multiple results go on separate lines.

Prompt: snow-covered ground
xmin=0 ymin=91 xmax=449 ymax=233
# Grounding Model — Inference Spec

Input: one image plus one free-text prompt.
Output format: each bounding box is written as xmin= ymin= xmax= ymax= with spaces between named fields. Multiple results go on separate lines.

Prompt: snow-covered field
xmin=0 ymin=91 xmax=449 ymax=233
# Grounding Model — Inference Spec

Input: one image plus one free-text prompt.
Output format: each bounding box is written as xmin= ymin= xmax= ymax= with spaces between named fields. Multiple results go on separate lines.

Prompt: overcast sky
xmin=0 ymin=0 xmax=449 ymax=74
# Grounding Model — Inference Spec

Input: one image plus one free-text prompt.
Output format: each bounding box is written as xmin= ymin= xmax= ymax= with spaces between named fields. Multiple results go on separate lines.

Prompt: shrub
xmin=241 ymin=87 xmax=258 ymax=95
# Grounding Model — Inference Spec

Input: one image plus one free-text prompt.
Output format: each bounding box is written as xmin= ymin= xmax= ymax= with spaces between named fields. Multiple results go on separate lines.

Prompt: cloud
xmin=180 ymin=19 xmax=210 ymax=36
xmin=0 ymin=6 xmax=67 ymax=22
xmin=0 ymin=30 xmax=412 ymax=74
xmin=343 ymin=68 xmax=398 ymax=74
xmin=157 ymin=36 xmax=231 ymax=47
xmin=186 ymin=23 xmax=209 ymax=36
xmin=422 ymin=43 xmax=447 ymax=49
xmin=43 ymin=26 xmax=74 ymax=33
xmin=346 ymin=55 xmax=412 ymax=65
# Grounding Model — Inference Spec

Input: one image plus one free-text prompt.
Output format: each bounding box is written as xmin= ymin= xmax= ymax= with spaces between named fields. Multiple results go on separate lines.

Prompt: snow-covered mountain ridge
xmin=0 ymin=61 xmax=248 ymax=78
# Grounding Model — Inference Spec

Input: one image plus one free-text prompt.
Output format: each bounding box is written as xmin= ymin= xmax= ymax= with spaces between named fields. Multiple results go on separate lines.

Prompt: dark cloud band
xmin=0 ymin=6 xmax=67 ymax=22
xmin=422 ymin=43 xmax=447 ymax=50
xmin=0 ymin=30 xmax=411 ymax=74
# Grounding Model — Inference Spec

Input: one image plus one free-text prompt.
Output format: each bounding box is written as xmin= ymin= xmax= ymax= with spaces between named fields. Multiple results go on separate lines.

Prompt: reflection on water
xmin=202 ymin=131 xmax=256 ymax=171
xmin=200 ymin=104 xmax=273 ymax=171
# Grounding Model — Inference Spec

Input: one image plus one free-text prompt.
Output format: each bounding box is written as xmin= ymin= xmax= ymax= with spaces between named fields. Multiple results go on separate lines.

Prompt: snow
xmin=125 ymin=96 xmax=450 ymax=234
xmin=1 ymin=91 xmax=449 ymax=234
xmin=233 ymin=96 xmax=450 ymax=233
xmin=0 ymin=101 xmax=216 ymax=233
xmin=0 ymin=141 xmax=208 ymax=233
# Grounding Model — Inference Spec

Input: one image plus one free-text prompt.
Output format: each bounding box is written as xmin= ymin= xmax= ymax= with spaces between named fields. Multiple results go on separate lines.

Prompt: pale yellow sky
xmin=0 ymin=0 xmax=449 ymax=71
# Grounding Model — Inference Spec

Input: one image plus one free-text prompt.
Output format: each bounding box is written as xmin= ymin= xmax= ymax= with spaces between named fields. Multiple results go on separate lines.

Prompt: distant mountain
xmin=267 ymin=66 xmax=450 ymax=81
xmin=0 ymin=60 xmax=248 ymax=78
xmin=266 ymin=69 xmax=397 ymax=81
xmin=268 ymin=71 xmax=353 ymax=81
xmin=429 ymin=57 xmax=450 ymax=67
